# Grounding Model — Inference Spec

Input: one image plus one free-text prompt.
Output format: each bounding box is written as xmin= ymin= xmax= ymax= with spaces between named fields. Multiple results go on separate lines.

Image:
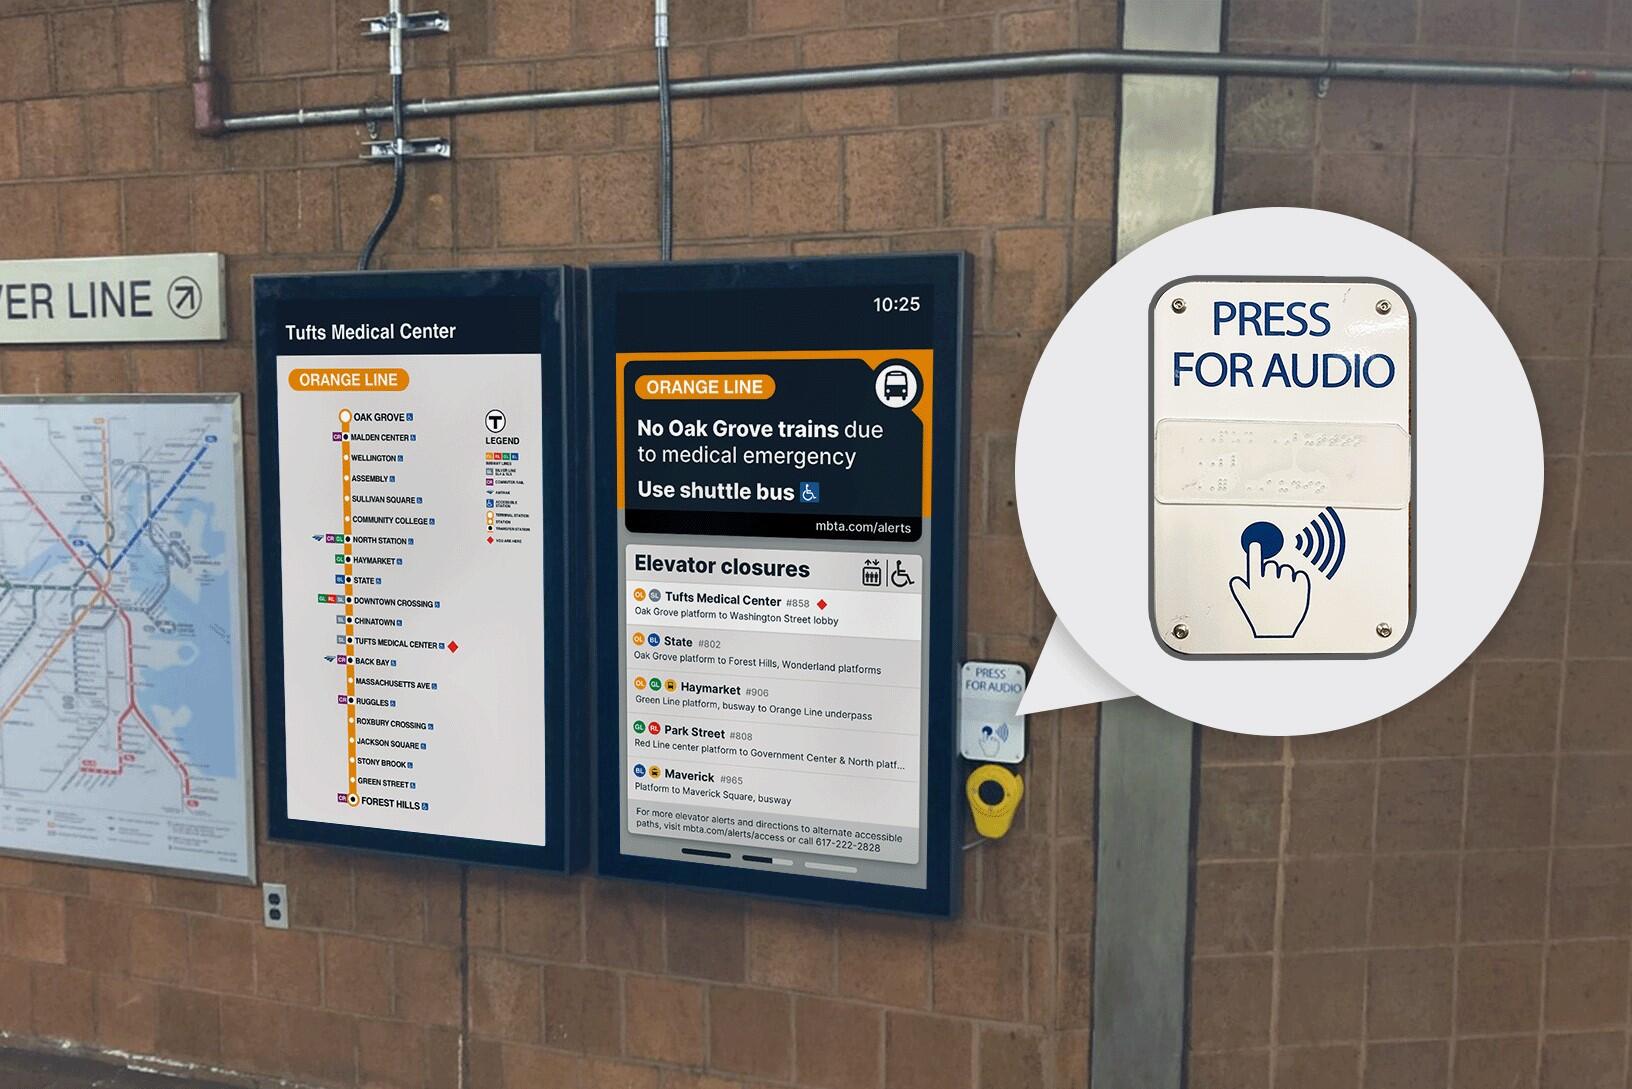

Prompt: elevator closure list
xmin=616 ymin=350 xmax=936 ymax=887
xmin=276 ymin=352 xmax=549 ymax=846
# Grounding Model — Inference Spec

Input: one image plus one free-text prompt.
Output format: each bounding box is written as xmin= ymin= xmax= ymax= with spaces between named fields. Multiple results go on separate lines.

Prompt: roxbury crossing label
xmin=1150 ymin=279 xmax=1414 ymax=658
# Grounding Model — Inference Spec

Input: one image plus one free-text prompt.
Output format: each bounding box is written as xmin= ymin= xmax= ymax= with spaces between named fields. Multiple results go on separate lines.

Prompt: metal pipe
xmin=215 ymin=47 xmax=1632 ymax=133
xmin=655 ymin=0 xmax=672 ymax=262
xmin=196 ymin=0 xmax=212 ymax=66
xmin=192 ymin=0 xmax=223 ymax=136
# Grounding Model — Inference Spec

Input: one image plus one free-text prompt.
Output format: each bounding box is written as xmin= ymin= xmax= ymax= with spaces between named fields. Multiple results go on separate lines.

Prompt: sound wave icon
xmin=1293 ymin=507 xmax=1347 ymax=579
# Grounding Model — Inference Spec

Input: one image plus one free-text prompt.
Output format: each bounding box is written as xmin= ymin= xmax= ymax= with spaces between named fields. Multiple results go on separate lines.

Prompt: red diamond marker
xmin=817 ymin=599 xmax=827 ymax=610
xmin=487 ymin=536 xmax=493 ymax=543
xmin=448 ymin=641 xmax=459 ymax=653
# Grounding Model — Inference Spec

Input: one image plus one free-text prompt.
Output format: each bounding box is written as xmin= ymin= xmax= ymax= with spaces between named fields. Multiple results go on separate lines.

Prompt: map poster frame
xmin=589 ymin=254 xmax=969 ymax=916
xmin=0 ymin=393 xmax=255 ymax=884
xmin=255 ymin=267 xmax=587 ymax=874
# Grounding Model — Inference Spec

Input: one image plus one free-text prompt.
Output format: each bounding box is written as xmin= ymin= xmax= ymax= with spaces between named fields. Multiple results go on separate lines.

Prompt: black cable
xmin=657 ymin=42 xmax=673 ymax=262
xmin=358 ymin=71 xmax=407 ymax=271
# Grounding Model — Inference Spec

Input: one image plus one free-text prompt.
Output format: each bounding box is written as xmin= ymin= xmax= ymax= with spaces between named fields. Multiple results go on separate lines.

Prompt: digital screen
xmin=255 ymin=269 xmax=584 ymax=871
xmin=592 ymin=256 xmax=967 ymax=914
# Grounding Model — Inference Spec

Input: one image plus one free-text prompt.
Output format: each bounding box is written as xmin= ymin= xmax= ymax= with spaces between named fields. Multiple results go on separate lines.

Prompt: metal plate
xmin=1150 ymin=278 xmax=1414 ymax=658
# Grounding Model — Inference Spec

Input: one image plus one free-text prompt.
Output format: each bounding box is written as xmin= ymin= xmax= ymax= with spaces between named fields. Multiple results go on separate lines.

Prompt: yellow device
xmin=966 ymin=764 xmax=1023 ymax=839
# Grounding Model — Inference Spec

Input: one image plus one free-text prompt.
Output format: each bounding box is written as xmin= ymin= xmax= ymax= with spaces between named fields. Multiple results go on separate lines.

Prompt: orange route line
xmin=0 ymin=589 xmax=110 ymax=726
xmin=340 ymin=409 xmax=359 ymax=807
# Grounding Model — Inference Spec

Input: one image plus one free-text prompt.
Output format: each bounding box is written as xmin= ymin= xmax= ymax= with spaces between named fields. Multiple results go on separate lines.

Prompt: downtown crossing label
xmin=273 ymin=347 xmax=549 ymax=846
xmin=615 ymin=349 xmax=937 ymax=890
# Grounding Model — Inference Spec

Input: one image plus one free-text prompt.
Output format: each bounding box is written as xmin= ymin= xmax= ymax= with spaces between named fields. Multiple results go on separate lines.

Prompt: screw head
xmin=1375 ymin=299 xmax=1392 ymax=315
xmin=1171 ymin=298 xmax=1187 ymax=314
xmin=1376 ymin=622 xmax=1393 ymax=638
xmin=1171 ymin=622 xmax=1189 ymax=640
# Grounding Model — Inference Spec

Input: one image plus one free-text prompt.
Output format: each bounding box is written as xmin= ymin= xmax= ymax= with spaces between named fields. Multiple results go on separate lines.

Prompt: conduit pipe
xmin=202 ymin=47 xmax=1632 ymax=135
xmin=192 ymin=0 xmax=224 ymax=136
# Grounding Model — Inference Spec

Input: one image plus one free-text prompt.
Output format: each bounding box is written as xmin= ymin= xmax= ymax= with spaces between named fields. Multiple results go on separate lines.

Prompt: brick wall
xmin=1191 ymin=2 xmax=1632 ymax=1088
xmin=0 ymin=2 xmax=1114 ymax=1087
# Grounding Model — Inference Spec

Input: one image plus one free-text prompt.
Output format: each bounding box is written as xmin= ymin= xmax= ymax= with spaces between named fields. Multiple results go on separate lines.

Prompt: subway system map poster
xmin=0 ymin=396 xmax=253 ymax=881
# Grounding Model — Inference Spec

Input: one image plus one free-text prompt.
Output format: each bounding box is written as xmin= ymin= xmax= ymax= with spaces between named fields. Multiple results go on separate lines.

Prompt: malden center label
xmin=616 ymin=350 xmax=937 ymax=887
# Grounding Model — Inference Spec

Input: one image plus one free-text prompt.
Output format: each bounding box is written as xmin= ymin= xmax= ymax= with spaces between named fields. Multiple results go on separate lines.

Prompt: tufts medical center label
xmin=0 ymin=253 xmax=226 ymax=344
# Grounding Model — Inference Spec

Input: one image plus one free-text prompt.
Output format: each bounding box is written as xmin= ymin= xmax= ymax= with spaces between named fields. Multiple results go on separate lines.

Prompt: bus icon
xmin=876 ymin=362 xmax=918 ymax=407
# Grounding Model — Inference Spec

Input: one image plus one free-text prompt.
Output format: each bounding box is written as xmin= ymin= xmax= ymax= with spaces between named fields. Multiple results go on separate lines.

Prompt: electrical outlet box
xmin=262 ymin=882 xmax=289 ymax=929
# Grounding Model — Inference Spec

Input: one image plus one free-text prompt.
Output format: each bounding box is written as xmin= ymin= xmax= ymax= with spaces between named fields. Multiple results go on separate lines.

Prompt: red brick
xmin=66 ymin=348 xmax=131 ymax=394
xmin=257 ymin=0 xmax=334 ymax=74
xmin=96 ymin=974 xmax=160 ymax=1054
xmin=0 ymin=185 xmax=56 ymax=260
xmin=20 ymin=98 xmax=87 ymax=178
xmin=53 ymin=8 xmax=119 ymax=93
xmin=3 ymin=889 xmax=65 ymax=964
xmin=193 ymin=173 xmax=264 ymax=254
xmin=673 ymin=144 xmax=751 ymax=240
xmin=573 ymin=0 xmax=648 ymax=50
xmin=285 ymin=1004 xmax=357 ymax=1085
xmin=254 ymin=925 xmax=321 ymax=1005
xmin=931 ymin=925 xmax=1026 ymax=1019
xmin=0 ymin=958 xmax=28 ymax=1033
xmin=64 ymin=896 xmax=130 ymax=974
xmin=123 ymin=176 xmax=194 ymax=254
xmin=796 ymin=996 xmax=881 ymax=1089
xmin=324 ymin=933 xmax=395 ymax=1017
xmin=129 ymin=908 xmax=189 ymax=983
xmin=886 ymin=1011 xmax=972 ymax=1089
xmin=495 ymin=156 xmax=577 ymax=247
xmin=266 ymin=168 xmax=338 ymax=255
xmin=394 ymin=943 xmax=461 ymax=1027
xmin=0 ymin=16 xmax=50 ymax=99
xmin=219 ymin=995 xmax=289 ymax=1078
xmin=845 ymin=130 xmax=938 ymax=230
xmin=579 ymin=151 xmax=658 ymax=244
xmin=585 ymin=880 xmax=664 ymax=971
xmin=493 ymin=0 xmax=572 ymax=57
xmin=0 ymin=104 xmax=18 ymax=181
xmin=31 ymin=963 xmax=94 ymax=1041
xmin=471 ymin=952 xmax=542 ymax=1043
xmin=750 ymin=137 xmax=842 ymax=236
xmin=358 ymin=1017 xmax=426 ymax=1089
xmin=945 ymin=121 xmax=1044 ymax=225
xmin=542 ymin=963 xmax=621 ymax=1055
xmin=710 ymin=985 xmax=792 ymax=1080
xmin=625 ymin=974 xmax=705 ymax=1065
xmin=120 ymin=3 xmax=187 ymax=88
xmin=836 ymin=915 xmax=929 ymax=1008
xmin=58 ymin=180 xmax=122 ymax=257
xmin=747 ymin=901 xmax=834 ymax=993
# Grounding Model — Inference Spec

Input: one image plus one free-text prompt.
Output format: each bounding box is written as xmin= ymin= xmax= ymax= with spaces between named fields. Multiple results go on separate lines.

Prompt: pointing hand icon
xmin=1229 ymin=526 xmax=1311 ymax=639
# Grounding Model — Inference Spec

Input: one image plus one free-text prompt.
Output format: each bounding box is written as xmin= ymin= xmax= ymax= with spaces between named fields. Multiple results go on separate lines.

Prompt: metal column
xmin=1088 ymin=2 xmax=1223 ymax=1087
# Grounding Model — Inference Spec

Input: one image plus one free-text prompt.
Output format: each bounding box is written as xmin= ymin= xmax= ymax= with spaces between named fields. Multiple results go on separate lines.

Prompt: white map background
xmin=0 ymin=398 xmax=252 ymax=880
